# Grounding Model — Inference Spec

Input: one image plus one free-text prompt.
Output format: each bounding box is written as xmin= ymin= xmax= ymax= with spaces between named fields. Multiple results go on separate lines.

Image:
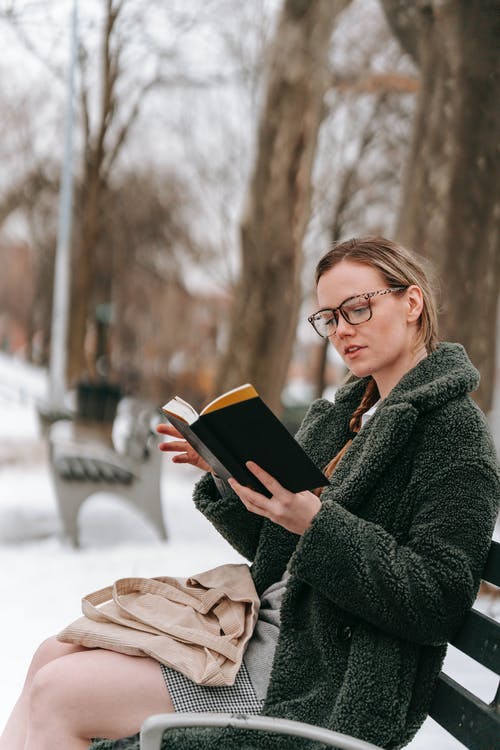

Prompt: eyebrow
xmin=320 ymin=291 xmax=368 ymax=311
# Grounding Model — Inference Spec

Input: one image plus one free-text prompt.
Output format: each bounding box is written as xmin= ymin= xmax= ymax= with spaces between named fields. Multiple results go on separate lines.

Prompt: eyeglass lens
xmin=312 ymin=296 xmax=372 ymax=336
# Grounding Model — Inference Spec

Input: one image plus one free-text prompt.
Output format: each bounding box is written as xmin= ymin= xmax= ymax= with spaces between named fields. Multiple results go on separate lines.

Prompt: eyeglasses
xmin=308 ymin=287 xmax=408 ymax=338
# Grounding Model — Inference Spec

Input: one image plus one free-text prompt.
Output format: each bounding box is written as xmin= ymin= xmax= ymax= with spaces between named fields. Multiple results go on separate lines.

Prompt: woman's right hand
xmin=156 ymin=423 xmax=212 ymax=473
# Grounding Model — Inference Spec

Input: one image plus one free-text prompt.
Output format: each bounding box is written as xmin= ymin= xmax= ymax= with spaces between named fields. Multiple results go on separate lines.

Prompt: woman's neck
xmin=374 ymin=344 xmax=428 ymax=400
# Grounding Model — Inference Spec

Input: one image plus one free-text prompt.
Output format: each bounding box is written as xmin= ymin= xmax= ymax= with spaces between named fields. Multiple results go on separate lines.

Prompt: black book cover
xmin=163 ymin=392 xmax=328 ymax=497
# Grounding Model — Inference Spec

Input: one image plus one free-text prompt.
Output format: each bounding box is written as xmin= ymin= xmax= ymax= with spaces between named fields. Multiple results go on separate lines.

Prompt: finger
xmin=156 ymin=423 xmax=183 ymax=438
xmin=228 ymin=478 xmax=272 ymax=513
xmin=159 ymin=440 xmax=189 ymax=452
xmin=231 ymin=490 xmax=270 ymax=519
xmin=172 ymin=453 xmax=191 ymax=463
xmin=245 ymin=461 xmax=288 ymax=498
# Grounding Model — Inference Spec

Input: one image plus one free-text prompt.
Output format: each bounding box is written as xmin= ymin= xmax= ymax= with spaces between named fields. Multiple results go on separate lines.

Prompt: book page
xmin=201 ymin=383 xmax=258 ymax=415
xmin=161 ymin=396 xmax=199 ymax=425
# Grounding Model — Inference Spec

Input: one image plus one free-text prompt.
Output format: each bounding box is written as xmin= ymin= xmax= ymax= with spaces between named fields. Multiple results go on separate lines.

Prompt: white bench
xmin=48 ymin=397 xmax=167 ymax=546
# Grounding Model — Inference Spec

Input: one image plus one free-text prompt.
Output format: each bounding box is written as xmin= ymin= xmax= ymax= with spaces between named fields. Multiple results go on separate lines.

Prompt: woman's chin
xmin=348 ymin=363 xmax=372 ymax=379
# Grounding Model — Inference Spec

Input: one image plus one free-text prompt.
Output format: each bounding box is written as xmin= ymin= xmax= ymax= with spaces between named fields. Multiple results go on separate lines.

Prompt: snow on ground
xmin=0 ymin=353 xmax=498 ymax=748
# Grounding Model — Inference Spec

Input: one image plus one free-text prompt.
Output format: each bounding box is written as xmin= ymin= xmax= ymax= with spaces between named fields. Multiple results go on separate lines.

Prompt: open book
xmin=161 ymin=384 xmax=328 ymax=497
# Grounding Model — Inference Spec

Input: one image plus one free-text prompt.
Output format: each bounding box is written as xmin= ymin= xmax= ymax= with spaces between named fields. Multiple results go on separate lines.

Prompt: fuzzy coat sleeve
xmin=192 ymin=471 xmax=265 ymax=561
xmin=289 ymin=457 xmax=499 ymax=645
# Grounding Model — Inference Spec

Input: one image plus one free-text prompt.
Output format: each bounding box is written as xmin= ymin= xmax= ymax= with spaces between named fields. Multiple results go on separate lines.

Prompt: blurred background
xmin=0 ymin=0 xmax=498 ymax=743
xmin=0 ymin=0 xmax=498 ymax=421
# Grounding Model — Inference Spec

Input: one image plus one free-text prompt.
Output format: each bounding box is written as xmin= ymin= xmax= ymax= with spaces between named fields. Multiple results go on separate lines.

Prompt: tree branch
xmin=102 ymin=75 xmax=160 ymax=178
xmin=330 ymin=71 xmax=419 ymax=94
xmin=94 ymin=0 xmax=122 ymax=177
xmin=0 ymin=5 xmax=64 ymax=83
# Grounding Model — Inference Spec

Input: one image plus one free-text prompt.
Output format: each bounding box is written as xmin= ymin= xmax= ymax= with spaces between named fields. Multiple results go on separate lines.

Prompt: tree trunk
xmin=214 ymin=0 xmax=350 ymax=414
xmin=66 ymin=0 xmax=121 ymax=385
xmin=67 ymin=166 xmax=103 ymax=384
xmin=382 ymin=0 xmax=500 ymax=413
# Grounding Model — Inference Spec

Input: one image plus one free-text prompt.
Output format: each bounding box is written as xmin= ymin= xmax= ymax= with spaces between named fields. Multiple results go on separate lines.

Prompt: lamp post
xmin=47 ymin=0 xmax=78 ymax=413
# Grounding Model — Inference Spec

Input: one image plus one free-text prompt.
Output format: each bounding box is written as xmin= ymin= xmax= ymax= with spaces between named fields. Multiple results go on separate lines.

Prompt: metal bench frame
xmin=48 ymin=397 xmax=167 ymax=546
xmin=140 ymin=713 xmax=384 ymax=750
xmin=139 ymin=541 xmax=499 ymax=750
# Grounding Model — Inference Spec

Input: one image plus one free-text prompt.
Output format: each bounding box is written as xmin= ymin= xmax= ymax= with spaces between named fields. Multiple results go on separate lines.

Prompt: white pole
xmin=48 ymin=0 xmax=78 ymax=410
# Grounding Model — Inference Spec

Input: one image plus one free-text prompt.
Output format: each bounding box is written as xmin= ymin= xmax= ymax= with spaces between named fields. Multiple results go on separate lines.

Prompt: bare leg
xmin=25 ymin=646 xmax=173 ymax=750
xmin=0 ymin=637 xmax=88 ymax=750
xmin=0 ymin=636 xmax=173 ymax=750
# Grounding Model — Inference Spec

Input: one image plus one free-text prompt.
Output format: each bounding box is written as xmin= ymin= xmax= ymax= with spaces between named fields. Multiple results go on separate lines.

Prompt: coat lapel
xmin=323 ymin=401 xmax=419 ymax=513
xmin=254 ymin=397 xmax=419 ymax=590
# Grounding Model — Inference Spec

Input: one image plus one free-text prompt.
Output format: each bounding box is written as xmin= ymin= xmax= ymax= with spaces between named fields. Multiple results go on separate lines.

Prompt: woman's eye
xmin=348 ymin=305 xmax=369 ymax=316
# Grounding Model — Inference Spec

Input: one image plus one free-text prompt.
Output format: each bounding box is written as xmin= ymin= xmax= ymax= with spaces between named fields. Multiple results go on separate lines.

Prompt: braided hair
xmin=322 ymin=378 xmax=379 ymax=480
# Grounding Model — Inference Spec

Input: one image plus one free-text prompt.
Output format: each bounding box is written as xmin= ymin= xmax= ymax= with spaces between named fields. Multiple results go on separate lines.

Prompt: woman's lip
xmin=344 ymin=345 xmax=366 ymax=357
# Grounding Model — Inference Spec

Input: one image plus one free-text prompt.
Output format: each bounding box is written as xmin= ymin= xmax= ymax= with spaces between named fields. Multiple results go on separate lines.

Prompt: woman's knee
xmin=29 ymin=636 xmax=86 ymax=675
xmin=27 ymin=660 xmax=69 ymax=731
xmin=27 ymin=652 xmax=92 ymax=734
xmin=28 ymin=650 xmax=173 ymax=740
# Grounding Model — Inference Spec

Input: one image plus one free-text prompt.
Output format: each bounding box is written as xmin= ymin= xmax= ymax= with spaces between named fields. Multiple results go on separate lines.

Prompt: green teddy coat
xmin=91 ymin=343 xmax=499 ymax=750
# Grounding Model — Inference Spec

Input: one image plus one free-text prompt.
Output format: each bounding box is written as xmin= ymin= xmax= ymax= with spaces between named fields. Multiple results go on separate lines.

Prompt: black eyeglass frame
xmin=308 ymin=286 xmax=408 ymax=338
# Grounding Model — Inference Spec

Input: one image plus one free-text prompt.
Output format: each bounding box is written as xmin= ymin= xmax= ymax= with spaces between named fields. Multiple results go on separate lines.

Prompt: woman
xmin=2 ymin=236 xmax=498 ymax=750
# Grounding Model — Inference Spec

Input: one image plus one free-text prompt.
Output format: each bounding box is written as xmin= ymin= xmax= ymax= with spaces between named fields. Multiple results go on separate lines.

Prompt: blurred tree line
xmin=0 ymin=0 xmax=498 ymax=416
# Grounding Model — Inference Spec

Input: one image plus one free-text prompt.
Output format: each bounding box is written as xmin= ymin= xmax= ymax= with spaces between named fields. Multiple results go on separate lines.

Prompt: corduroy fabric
xmin=90 ymin=343 xmax=499 ymax=750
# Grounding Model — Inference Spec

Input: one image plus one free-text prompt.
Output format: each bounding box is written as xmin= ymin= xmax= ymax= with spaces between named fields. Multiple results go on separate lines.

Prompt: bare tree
xmin=214 ymin=0 xmax=352 ymax=413
xmin=380 ymin=0 xmax=500 ymax=413
xmin=96 ymin=166 xmax=213 ymax=399
xmin=67 ymin=0 xmax=167 ymax=383
xmin=1 ymin=0 xmax=232 ymax=387
xmin=299 ymin=0 xmax=418 ymax=399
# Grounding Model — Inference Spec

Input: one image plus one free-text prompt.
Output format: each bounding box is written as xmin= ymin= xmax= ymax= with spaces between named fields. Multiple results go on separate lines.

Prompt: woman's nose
xmin=335 ymin=314 xmax=354 ymax=336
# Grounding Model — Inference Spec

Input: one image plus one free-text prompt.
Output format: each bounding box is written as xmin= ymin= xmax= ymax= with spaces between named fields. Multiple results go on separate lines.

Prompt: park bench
xmin=139 ymin=540 xmax=500 ymax=750
xmin=427 ymin=539 xmax=500 ymax=749
xmin=49 ymin=396 xmax=167 ymax=547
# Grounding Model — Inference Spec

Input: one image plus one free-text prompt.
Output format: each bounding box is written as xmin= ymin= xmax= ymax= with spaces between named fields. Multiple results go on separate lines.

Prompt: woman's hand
xmin=228 ymin=461 xmax=322 ymax=535
xmin=156 ymin=423 xmax=212 ymax=473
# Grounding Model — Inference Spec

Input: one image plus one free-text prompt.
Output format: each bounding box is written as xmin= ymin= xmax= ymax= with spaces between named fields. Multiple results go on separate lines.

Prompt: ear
xmin=406 ymin=285 xmax=424 ymax=323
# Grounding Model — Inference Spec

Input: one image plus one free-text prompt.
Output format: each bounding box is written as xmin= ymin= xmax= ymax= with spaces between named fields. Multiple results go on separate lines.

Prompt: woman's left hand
xmin=228 ymin=461 xmax=322 ymax=535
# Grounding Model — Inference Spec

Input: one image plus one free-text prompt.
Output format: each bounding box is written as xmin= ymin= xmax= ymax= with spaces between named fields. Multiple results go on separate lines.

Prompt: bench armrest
xmin=140 ymin=712 xmax=384 ymax=750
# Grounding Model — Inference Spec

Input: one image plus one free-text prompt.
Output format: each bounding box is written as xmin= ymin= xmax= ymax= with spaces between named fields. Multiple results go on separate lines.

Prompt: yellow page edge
xmin=201 ymin=383 xmax=258 ymax=414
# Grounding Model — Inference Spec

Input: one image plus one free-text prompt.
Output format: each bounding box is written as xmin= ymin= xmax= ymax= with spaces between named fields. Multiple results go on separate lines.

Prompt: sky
xmin=0 ymin=350 xmax=498 ymax=746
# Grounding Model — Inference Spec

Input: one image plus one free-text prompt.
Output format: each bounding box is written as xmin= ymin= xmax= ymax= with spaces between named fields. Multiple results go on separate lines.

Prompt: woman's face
xmin=316 ymin=260 xmax=425 ymax=398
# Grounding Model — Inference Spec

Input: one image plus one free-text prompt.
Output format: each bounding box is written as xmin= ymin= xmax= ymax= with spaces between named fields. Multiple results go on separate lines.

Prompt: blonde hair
xmin=315 ymin=235 xmax=439 ymax=355
xmin=316 ymin=236 xmax=439 ymax=480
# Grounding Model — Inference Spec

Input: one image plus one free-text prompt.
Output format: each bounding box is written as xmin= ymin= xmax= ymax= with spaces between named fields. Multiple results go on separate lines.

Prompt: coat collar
xmin=326 ymin=399 xmax=418 ymax=511
xmin=334 ymin=342 xmax=479 ymax=416
xmin=322 ymin=343 xmax=479 ymax=511
xmin=383 ymin=342 xmax=479 ymax=413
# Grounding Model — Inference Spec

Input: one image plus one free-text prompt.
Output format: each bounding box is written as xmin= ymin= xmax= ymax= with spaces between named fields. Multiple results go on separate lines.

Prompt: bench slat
xmin=450 ymin=608 xmax=500 ymax=675
xmin=429 ymin=672 xmax=500 ymax=750
xmin=483 ymin=541 xmax=500 ymax=587
xmin=54 ymin=455 xmax=134 ymax=484
xmin=79 ymin=457 xmax=103 ymax=482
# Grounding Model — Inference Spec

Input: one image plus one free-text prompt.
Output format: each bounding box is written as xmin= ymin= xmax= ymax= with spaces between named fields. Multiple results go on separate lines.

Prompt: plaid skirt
xmin=160 ymin=662 xmax=264 ymax=714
